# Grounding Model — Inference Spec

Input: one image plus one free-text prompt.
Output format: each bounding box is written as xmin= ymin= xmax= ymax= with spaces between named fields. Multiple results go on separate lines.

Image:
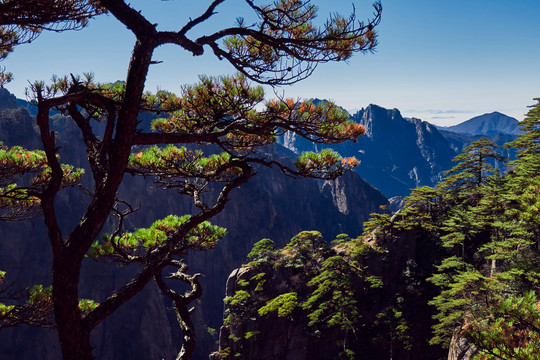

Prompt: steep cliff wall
xmin=0 ymin=90 xmax=388 ymax=360
xmin=279 ymin=104 xmax=457 ymax=198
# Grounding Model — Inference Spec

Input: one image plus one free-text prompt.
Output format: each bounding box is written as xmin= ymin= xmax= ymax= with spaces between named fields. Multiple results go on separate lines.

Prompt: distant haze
xmin=400 ymin=109 xmax=525 ymax=128
xmin=348 ymin=108 xmax=524 ymax=128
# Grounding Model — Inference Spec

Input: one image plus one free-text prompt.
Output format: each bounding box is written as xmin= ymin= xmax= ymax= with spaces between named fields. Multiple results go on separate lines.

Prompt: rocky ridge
xmin=280 ymin=103 xmax=520 ymax=199
xmin=280 ymin=104 xmax=457 ymax=197
xmin=438 ymin=112 xmax=522 ymax=136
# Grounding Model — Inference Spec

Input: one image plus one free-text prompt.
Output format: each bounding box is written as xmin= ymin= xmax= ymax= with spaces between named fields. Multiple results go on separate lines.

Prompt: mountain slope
xmin=438 ymin=129 xmax=517 ymax=168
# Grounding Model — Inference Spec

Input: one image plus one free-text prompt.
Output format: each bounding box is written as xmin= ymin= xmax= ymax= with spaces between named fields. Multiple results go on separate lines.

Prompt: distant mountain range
xmin=436 ymin=111 xmax=522 ymax=136
xmin=433 ymin=111 xmax=521 ymax=172
xmin=280 ymin=103 xmax=522 ymax=199
xmin=1 ymin=86 xmax=522 ymax=199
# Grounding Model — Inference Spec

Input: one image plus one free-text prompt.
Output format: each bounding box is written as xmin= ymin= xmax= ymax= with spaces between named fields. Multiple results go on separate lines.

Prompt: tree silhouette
xmin=0 ymin=1 xmax=382 ymax=359
xmin=0 ymin=0 xmax=104 ymax=84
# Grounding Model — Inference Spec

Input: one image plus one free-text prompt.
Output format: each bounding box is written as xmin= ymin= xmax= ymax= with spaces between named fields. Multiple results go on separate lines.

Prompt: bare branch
xmin=35 ymin=85 xmax=66 ymax=252
xmin=82 ymin=163 xmax=252 ymax=330
xmin=178 ymin=0 xmax=226 ymax=36
xmin=154 ymin=263 xmax=202 ymax=360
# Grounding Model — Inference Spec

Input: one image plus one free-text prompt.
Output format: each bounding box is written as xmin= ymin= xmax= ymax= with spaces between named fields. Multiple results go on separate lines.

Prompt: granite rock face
xmin=447 ymin=335 xmax=477 ymax=360
xmin=0 ymin=88 xmax=18 ymax=110
xmin=280 ymin=104 xmax=520 ymax=199
xmin=210 ymin=265 xmax=342 ymax=360
xmin=0 ymin=89 xmax=388 ymax=360
xmin=279 ymin=104 xmax=457 ymax=197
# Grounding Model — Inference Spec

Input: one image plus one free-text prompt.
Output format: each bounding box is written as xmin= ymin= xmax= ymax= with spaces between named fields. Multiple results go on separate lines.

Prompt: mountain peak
xmin=442 ymin=112 xmax=522 ymax=136
xmin=0 ymin=87 xmax=18 ymax=110
xmin=360 ymin=104 xmax=402 ymax=116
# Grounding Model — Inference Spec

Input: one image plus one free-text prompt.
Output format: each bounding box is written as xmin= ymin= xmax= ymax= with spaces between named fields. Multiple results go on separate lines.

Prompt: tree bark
xmin=175 ymin=304 xmax=196 ymax=360
xmin=47 ymin=31 xmax=155 ymax=360
xmin=52 ymin=254 xmax=94 ymax=360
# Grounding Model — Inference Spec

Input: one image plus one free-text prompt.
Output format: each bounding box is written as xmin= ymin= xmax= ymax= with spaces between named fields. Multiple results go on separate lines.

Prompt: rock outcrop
xmin=210 ymin=263 xmax=341 ymax=360
xmin=447 ymin=335 xmax=477 ymax=360
xmin=212 ymin=225 xmax=447 ymax=360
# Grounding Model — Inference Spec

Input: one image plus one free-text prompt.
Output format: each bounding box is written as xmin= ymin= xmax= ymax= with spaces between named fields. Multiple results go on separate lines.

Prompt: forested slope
xmin=214 ymin=99 xmax=540 ymax=360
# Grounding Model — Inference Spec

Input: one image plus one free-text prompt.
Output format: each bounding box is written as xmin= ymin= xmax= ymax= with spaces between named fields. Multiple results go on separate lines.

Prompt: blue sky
xmin=2 ymin=0 xmax=540 ymax=126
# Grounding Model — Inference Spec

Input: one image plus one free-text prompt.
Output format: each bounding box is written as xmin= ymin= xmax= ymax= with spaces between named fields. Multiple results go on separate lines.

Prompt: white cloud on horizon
xmin=404 ymin=109 xmax=475 ymax=115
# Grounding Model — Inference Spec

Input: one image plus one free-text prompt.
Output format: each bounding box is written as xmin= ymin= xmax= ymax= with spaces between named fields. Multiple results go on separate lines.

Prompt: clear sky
xmin=2 ymin=0 xmax=540 ymax=126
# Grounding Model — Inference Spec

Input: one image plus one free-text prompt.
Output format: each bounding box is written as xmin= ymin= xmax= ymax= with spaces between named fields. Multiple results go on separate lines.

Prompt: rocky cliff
xmin=280 ymin=104 xmax=458 ymax=198
xmin=211 ymin=225 xmax=447 ymax=360
xmin=281 ymin=104 xmax=523 ymax=200
xmin=0 ymin=90 xmax=388 ymax=360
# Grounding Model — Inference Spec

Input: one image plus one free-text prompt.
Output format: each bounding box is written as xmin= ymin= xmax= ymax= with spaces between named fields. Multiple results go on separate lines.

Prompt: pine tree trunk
xmin=53 ymin=255 xmax=94 ymax=360
xmin=176 ymin=305 xmax=195 ymax=360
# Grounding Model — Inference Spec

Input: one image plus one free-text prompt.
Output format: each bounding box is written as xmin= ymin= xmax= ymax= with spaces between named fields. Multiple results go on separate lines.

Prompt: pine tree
xmin=428 ymin=101 xmax=540 ymax=357
xmin=0 ymin=1 xmax=382 ymax=359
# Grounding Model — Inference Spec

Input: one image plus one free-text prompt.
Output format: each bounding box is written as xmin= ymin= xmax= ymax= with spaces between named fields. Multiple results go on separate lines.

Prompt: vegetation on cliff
xmin=215 ymin=229 xmax=433 ymax=360
xmin=216 ymin=98 xmax=540 ymax=360
xmin=358 ymin=99 xmax=540 ymax=359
